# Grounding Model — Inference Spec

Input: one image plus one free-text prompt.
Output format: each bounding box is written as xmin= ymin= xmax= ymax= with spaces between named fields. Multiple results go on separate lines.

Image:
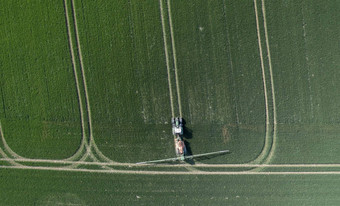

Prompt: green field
xmin=1 ymin=0 xmax=340 ymax=205
xmin=0 ymin=0 xmax=81 ymax=159
xmin=2 ymin=169 xmax=340 ymax=205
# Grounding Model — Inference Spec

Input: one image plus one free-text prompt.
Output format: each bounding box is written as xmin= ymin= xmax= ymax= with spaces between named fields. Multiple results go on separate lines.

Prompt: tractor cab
xmin=171 ymin=117 xmax=183 ymax=135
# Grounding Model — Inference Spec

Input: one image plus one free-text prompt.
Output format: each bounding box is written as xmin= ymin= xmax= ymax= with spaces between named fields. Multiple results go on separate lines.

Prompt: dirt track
xmin=3 ymin=164 xmax=340 ymax=175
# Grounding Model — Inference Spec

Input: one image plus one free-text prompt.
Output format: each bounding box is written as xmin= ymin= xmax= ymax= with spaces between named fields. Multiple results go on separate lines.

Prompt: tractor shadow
xmin=182 ymin=118 xmax=193 ymax=139
xmin=182 ymin=118 xmax=195 ymax=164
xmin=183 ymin=140 xmax=195 ymax=165
xmin=181 ymin=119 xmax=230 ymax=165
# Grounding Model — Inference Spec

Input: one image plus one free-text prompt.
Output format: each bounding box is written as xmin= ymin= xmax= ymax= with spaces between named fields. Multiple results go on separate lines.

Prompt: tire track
xmin=69 ymin=0 xmax=113 ymax=164
xmin=261 ymin=0 xmax=277 ymax=164
xmin=159 ymin=0 xmax=175 ymax=118
xmin=3 ymin=165 xmax=340 ymax=175
xmin=65 ymin=0 xmax=94 ymax=163
xmin=249 ymin=0 xmax=277 ymax=167
xmin=0 ymin=121 xmax=24 ymax=159
xmin=254 ymin=0 xmax=270 ymax=126
xmin=63 ymin=0 xmax=87 ymax=162
xmin=159 ymin=0 xmax=182 ymax=169
xmin=160 ymin=0 xmax=196 ymax=172
xmin=248 ymin=0 xmax=273 ymax=165
xmin=262 ymin=0 xmax=276 ymax=125
xmin=166 ymin=0 xmax=182 ymax=117
xmin=3 ymin=157 xmax=340 ymax=168
xmin=0 ymin=149 xmax=22 ymax=166
xmin=0 ymin=121 xmax=23 ymax=166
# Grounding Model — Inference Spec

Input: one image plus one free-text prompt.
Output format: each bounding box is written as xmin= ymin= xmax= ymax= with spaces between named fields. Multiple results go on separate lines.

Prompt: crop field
xmin=1 ymin=0 xmax=340 ymax=205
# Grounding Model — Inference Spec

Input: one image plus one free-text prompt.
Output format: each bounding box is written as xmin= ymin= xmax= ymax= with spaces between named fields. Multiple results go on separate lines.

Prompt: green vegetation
xmin=2 ymin=169 xmax=340 ymax=205
xmin=171 ymin=0 xmax=266 ymax=163
xmin=74 ymin=0 xmax=266 ymax=163
xmin=1 ymin=0 xmax=340 ymax=205
xmin=267 ymin=0 xmax=340 ymax=124
xmin=0 ymin=0 xmax=81 ymax=159
xmin=74 ymin=0 xmax=174 ymax=162
xmin=264 ymin=0 xmax=340 ymax=164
